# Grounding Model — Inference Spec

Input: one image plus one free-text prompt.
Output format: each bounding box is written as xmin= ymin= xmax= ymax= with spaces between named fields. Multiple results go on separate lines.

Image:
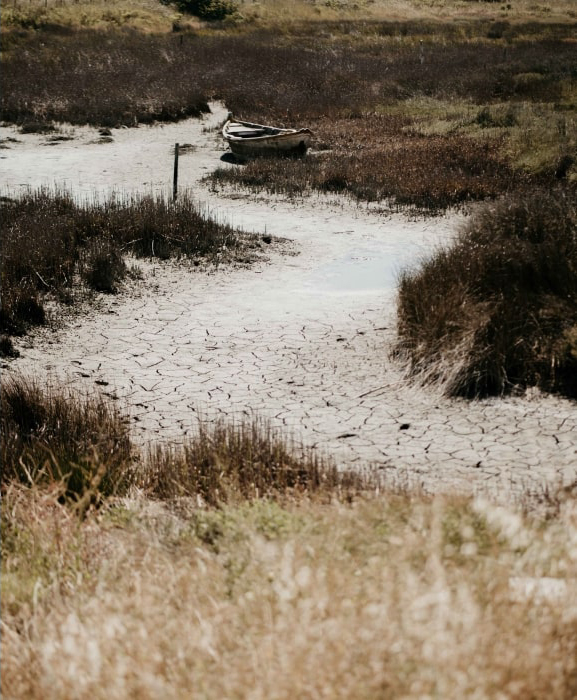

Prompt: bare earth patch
xmin=2 ymin=103 xmax=575 ymax=501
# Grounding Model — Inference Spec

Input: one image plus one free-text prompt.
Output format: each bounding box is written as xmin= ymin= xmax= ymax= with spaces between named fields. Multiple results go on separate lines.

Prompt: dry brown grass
xmin=1 ymin=375 xmax=134 ymax=502
xmin=3 ymin=0 xmax=576 ymax=33
xmin=1 ymin=190 xmax=259 ymax=338
xmin=2 ymin=378 xmax=577 ymax=698
xmin=3 ymin=480 xmax=577 ymax=699
xmin=395 ymin=186 xmax=577 ymax=397
xmin=144 ymin=419 xmax=368 ymax=505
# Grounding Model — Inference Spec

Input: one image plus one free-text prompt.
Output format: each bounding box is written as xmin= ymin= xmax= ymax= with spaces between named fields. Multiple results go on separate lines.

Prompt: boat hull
xmin=223 ymin=119 xmax=312 ymax=159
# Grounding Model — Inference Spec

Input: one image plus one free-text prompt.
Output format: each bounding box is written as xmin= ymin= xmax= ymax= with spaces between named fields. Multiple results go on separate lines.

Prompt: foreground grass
xmin=396 ymin=186 xmax=577 ymax=398
xmin=3 ymin=473 xmax=577 ymax=698
xmin=2 ymin=376 xmax=577 ymax=698
xmin=0 ymin=190 xmax=262 ymax=341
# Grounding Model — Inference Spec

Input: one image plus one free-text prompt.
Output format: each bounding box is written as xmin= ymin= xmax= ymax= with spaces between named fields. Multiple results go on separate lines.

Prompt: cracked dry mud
xmin=2 ymin=104 xmax=576 ymax=499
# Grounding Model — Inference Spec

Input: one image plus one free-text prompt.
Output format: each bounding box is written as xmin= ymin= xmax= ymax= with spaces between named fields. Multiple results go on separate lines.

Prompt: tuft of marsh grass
xmin=0 ymin=335 xmax=20 ymax=358
xmin=143 ymin=419 xmax=371 ymax=505
xmin=395 ymin=185 xmax=577 ymax=397
xmin=1 ymin=377 xmax=371 ymax=507
xmin=0 ymin=190 xmax=257 ymax=337
xmin=1 ymin=376 xmax=134 ymax=503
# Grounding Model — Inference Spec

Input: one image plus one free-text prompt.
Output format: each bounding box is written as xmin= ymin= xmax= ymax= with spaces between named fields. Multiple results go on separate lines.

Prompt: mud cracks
xmin=2 ymin=104 xmax=575 ymax=500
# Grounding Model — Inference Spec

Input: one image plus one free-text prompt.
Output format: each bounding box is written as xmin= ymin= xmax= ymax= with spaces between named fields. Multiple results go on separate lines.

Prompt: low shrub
xmin=395 ymin=186 xmax=577 ymax=397
xmin=82 ymin=238 xmax=127 ymax=293
xmin=1 ymin=190 xmax=253 ymax=337
xmin=0 ymin=336 xmax=19 ymax=358
xmin=1 ymin=376 xmax=134 ymax=502
xmin=144 ymin=419 xmax=370 ymax=505
xmin=171 ymin=0 xmax=238 ymax=21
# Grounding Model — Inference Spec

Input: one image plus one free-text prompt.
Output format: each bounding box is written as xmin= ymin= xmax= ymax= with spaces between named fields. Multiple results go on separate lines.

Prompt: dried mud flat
xmin=2 ymin=104 xmax=575 ymax=500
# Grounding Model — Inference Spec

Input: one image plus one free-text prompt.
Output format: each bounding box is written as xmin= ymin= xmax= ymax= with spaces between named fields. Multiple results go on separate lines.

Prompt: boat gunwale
xmin=222 ymin=118 xmax=312 ymax=144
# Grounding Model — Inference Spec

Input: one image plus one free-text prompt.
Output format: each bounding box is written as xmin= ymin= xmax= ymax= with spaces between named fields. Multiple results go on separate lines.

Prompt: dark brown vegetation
xmin=0 ymin=190 xmax=256 ymax=339
xmin=144 ymin=421 xmax=366 ymax=505
xmin=2 ymin=23 xmax=575 ymax=126
xmin=1 ymin=376 xmax=133 ymax=502
xmin=2 ymin=26 xmax=575 ymax=208
xmin=396 ymin=186 xmax=577 ymax=398
xmin=167 ymin=0 xmax=238 ymax=22
xmin=1 ymin=376 xmax=369 ymax=506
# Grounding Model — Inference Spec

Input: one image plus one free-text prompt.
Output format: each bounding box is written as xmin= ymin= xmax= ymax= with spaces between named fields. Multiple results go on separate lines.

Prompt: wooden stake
xmin=173 ymin=143 xmax=179 ymax=201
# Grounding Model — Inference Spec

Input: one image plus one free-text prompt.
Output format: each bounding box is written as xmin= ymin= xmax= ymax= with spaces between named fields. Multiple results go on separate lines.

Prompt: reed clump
xmin=395 ymin=186 xmax=577 ymax=397
xmin=1 ymin=376 xmax=134 ymax=502
xmin=144 ymin=420 xmax=368 ymax=505
xmin=0 ymin=190 xmax=255 ymax=337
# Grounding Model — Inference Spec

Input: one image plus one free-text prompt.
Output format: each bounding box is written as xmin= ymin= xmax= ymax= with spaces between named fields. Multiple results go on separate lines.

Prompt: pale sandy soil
xmin=2 ymin=104 xmax=575 ymax=499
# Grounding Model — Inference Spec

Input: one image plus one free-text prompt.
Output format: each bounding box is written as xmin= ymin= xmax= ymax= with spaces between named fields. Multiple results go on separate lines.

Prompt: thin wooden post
xmin=173 ymin=143 xmax=179 ymax=201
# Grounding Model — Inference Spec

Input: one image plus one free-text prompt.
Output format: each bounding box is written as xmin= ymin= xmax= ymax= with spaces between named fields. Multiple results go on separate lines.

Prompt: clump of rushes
xmin=1 ymin=377 xmax=371 ymax=508
xmin=395 ymin=186 xmax=577 ymax=398
xmin=0 ymin=190 xmax=254 ymax=336
xmin=144 ymin=420 xmax=370 ymax=505
xmin=1 ymin=376 xmax=134 ymax=503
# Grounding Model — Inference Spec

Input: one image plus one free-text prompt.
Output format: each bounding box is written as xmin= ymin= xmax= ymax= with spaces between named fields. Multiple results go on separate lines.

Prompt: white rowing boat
xmin=222 ymin=116 xmax=312 ymax=159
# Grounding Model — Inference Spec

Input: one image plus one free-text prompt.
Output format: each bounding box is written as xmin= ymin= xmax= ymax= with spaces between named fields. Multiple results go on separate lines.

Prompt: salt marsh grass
xmin=144 ymin=420 xmax=368 ymax=505
xmin=1 ymin=375 xmax=133 ymax=503
xmin=2 ymin=6 xmax=575 ymax=202
xmin=396 ymin=186 xmax=577 ymax=397
xmin=0 ymin=190 xmax=258 ymax=340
